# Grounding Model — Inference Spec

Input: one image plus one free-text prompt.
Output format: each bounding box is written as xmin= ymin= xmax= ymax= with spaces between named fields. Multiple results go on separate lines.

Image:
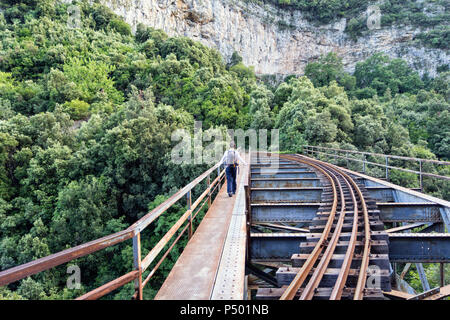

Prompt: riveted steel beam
xmin=388 ymin=233 xmax=450 ymax=263
xmin=251 ymin=172 xmax=317 ymax=179
xmin=250 ymin=232 xmax=450 ymax=262
xmin=251 ymin=202 xmax=320 ymax=223
xmin=251 ymin=178 xmax=321 ymax=188
xmin=251 ymin=187 xmax=323 ymax=202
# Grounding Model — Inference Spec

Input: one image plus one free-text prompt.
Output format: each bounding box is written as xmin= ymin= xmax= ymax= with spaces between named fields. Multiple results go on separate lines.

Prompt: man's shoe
xmin=228 ymin=193 xmax=232 ymax=197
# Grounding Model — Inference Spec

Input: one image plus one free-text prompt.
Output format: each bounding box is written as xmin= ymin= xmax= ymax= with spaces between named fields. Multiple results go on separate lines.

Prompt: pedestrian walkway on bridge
xmin=155 ymin=155 xmax=249 ymax=300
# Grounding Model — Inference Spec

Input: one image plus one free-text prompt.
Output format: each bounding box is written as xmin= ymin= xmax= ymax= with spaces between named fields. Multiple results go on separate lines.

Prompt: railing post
xmin=363 ymin=154 xmax=366 ymax=174
xmin=440 ymin=263 xmax=445 ymax=287
xmin=419 ymin=160 xmax=423 ymax=192
xmin=346 ymin=152 xmax=349 ymax=168
xmin=132 ymin=233 xmax=143 ymax=300
xmin=217 ymin=166 xmax=221 ymax=190
xmin=187 ymin=190 xmax=192 ymax=239
xmin=385 ymin=156 xmax=389 ymax=182
xmin=207 ymin=174 xmax=211 ymax=207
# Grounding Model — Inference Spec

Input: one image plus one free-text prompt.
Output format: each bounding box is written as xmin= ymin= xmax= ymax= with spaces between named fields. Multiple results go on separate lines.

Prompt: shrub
xmin=109 ymin=18 xmax=131 ymax=36
xmin=63 ymin=99 xmax=90 ymax=120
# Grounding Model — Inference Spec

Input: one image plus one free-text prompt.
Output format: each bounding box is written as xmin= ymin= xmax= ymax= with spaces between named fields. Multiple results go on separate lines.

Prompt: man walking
xmin=219 ymin=142 xmax=247 ymax=197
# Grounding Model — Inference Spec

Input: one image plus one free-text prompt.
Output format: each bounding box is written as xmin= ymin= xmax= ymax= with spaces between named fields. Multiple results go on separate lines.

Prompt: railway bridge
xmin=0 ymin=149 xmax=449 ymax=300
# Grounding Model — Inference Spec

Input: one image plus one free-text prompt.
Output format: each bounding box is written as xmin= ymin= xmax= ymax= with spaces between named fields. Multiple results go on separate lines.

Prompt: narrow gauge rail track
xmin=263 ymin=154 xmax=373 ymax=300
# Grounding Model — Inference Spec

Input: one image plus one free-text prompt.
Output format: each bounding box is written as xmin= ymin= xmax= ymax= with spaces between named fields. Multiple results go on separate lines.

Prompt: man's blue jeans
xmin=225 ymin=165 xmax=237 ymax=194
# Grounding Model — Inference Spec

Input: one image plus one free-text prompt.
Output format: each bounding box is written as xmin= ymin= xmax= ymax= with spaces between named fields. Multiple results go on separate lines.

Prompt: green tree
xmin=249 ymin=85 xmax=274 ymax=129
xmin=62 ymin=99 xmax=90 ymax=120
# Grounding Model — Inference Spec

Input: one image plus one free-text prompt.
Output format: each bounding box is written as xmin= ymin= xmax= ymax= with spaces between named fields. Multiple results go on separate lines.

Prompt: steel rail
xmin=299 ymin=163 xmax=347 ymax=300
xmin=294 ymin=155 xmax=365 ymax=300
xmin=298 ymin=154 xmax=371 ymax=300
xmin=351 ymin=176 xmax=371 ymax=300
xmin=330 ymin=169 xmax=360 ymax=300
xmin=270 ymin=153 xmax=372 ymax=300
xmin=279 ymin=155 xmax=338 ymax=300
xmin=332 ymin=165 xmax=370 ymax=300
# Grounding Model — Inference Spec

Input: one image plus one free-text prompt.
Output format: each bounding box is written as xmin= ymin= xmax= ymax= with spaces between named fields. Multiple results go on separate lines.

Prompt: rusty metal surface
xmin=0 ymin=160 xmax=227 ymax=300
xmin=382 ymin=290 xmax=415 ymax=299
xmin=211 ymin=158 xmax=249 ymax=300
xmin=290 ymin=154 xmax=372 ymax=300
xmin=130 ymin=163 xmax=222 ymax=233
xmin=154 ymin=155 xmax=249 ymax=300
xmin=300 ymin=164 xmax=347 ymax=300
xmin=154 ymin=177 xmax=241 ymax=299
xmin=0 ymin=163 xmax=223 ymax=290
xmin=76 ymin=270 xmax=139 ymax=300
xmin=252 ymin=153 xmax=381 ymax=300
xmin=422 ymin=284 xmax=450 ymax=300
xmin=141 ymin=208 xmax=194 ymax=272
xmin=279 ymin=155 xmax=337 ymax=300
xmin=0 ymin=229 xmax=134 ymax=287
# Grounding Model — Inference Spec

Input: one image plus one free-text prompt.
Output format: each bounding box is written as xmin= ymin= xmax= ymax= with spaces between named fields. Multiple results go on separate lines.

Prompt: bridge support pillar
xmin=416 ymin=263 xmax=430 ymax=292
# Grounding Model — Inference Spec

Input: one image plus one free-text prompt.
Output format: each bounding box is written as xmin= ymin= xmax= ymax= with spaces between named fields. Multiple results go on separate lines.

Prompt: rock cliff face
xmin=101 ymin=0 xmax=448 ymax=77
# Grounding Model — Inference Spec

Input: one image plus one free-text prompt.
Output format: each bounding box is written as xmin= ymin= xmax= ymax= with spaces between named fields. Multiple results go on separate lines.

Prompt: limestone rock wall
xmin=100 ymin=0 xmax=449 ymax=77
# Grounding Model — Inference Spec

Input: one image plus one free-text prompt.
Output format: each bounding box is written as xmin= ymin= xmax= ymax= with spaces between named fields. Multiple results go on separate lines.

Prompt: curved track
xmin=276 ymin=154 xmax=371 ymax=300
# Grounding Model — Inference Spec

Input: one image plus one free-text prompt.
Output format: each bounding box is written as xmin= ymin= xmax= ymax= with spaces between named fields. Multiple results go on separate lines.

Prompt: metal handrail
xmin=305 ymin=145 xmax=450 ymax=165
xmin=0 ymin=161 xmax=226 ymax=300
xmin=304 ymin=146 xmax=450 ymax=191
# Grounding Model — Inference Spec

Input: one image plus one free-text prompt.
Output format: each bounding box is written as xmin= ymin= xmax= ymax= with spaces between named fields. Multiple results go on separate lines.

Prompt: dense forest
xmin=0 ymin=0 xmax=448 ymax=299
